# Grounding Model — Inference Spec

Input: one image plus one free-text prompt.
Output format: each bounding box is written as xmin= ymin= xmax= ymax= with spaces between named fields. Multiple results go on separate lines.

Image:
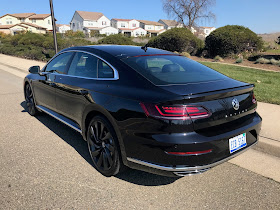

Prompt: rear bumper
xmin=124 ymin=112 xmax=262 ymax=176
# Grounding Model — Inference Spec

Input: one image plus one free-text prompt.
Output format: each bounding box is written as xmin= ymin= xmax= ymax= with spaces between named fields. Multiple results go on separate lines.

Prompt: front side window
xmin=45 ymin=52 xmax=73 ymax=74
xmin=68 ymin=52 xmax=98 ymax=78
xmin=122 ymin=55 xmax=227 ymax=85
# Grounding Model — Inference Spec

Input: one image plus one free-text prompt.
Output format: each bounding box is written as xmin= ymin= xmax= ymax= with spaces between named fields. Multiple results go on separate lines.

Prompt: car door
xmin=54 ymin=51 xmax=116 ymax=126
xmin=32 ymin=52 xmax=74 ymax=111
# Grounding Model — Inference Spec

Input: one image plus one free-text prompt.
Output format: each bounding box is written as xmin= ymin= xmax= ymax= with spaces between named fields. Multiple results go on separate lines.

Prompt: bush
xmin=270 ymin=58 xmax=280 ymax=66
xmin=205 ymin=25 xmax=264 ymax=57
xmin=235 ymin=57 xmax=243 ymax=63
xmin=98 ymin=34 xmax=135 ymax=45
xmin=255 ymin=58 xmax=270 ymax=64
xmin=180 ymin=52 xmax=190 ymax=58
xmin=147 ymin=28 xmax=202 ymax=54
xmin=214 ymin=55 xmax=224 ymax=62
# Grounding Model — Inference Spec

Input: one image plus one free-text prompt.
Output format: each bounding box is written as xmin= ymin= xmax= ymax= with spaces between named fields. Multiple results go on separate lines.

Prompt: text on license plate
xmin=229 ymin=133 xmax=247 ymax=153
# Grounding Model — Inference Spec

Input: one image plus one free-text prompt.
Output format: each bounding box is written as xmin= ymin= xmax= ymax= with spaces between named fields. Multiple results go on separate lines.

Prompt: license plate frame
xmin=229 ymin=133 xmax=247 ymax=153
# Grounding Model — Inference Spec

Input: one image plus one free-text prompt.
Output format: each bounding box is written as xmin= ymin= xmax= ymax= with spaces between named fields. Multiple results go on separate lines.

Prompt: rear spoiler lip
xmin=182 ymin=84 xmax=254 ymax=103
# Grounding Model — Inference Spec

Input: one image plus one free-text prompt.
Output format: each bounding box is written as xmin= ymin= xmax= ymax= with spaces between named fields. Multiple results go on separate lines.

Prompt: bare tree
xmin=162 ymin=0 xmax=216 ymax=29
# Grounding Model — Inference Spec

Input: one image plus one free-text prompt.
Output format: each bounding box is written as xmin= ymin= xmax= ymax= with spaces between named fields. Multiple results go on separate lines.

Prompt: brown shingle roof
xmin=0 ymin=24 xmax=28 ymax=29
xmin=20 ymin=22 xmax=47 ymax=29
xmin=56 ymin=24 xmax=70 ymax=27
xmin=159 ymin=19 xmax=179 ymax=26
xmin=138 ymin=20 xmax=164 ymax=26
xmin=112 ymin=18 xmax=132 ymax=22
xmin=12 ymin=13 xmax=36 ymax=18
xmin=76 ymin=11 xmax=104 ymax=20
xmin=29 ymin=14 xmax=51 ymax=19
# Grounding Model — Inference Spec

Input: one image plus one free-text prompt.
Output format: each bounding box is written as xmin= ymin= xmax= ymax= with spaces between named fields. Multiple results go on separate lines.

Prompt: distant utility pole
xmin=49 ymin=0 xmax=58 ymax=54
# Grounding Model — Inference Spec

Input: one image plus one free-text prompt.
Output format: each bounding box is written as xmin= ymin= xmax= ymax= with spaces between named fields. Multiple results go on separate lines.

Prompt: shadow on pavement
xmin=21 ymin=101 xmax=179 ymax=186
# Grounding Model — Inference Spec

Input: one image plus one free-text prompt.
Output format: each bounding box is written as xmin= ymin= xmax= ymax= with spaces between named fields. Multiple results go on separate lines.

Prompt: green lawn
xmin=265 ymin=48 xmax=280 ymax=54
xmin=200 ymin=61 xmax=280 ymax=105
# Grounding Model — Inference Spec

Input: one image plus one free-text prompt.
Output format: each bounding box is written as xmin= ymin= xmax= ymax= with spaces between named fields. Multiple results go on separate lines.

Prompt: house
xmin=56 ymin=24 xmax=70 ymax=33
xmin=111 ymin=18 xmax=147 ymax=37
xmin=158 ymin=19 xmax=183 ymax=30
xmin=0 ymin=13 xmax=54 ymax=34
xmin=70 ymin=11 xmax=114 ymax=35
xmin=28 ymin=14 xmax=53 ymax=31
xmin=138 ymin=20 xmax=165 ymax=37
xmin=197 ymin=26 xmax=216 ymax=37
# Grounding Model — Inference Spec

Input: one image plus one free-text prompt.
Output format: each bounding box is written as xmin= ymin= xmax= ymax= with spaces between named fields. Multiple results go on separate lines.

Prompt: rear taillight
xmin=140 ymin=103 xmax=211 ymax=120
xmin=252 ymin=93 xmax=257 ymax=104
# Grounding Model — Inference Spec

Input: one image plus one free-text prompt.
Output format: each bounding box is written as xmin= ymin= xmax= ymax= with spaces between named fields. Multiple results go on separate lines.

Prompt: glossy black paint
xmin=24 ymin=45 xmax=262 ymax=177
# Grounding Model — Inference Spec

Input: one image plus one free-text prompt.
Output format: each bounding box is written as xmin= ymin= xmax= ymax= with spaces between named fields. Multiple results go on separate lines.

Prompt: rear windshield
xmin=122 ymin=55 xmax=228 ymax=85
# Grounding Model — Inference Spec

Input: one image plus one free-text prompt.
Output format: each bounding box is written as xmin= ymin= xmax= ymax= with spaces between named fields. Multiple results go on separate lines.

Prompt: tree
xmin=162 ymin=0 xmax=215 ymax=29
xmin=276 ymin=36 xmax=280 ymax=45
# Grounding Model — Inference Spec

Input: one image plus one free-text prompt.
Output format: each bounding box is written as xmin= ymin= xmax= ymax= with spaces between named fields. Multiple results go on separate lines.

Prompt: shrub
xmin=270 ymin=58 xmax=280 ymax=66
xmin=147 ymin=28 xmax=202 ymax=54
xmin=65 ymin=30 xmax=85 ymax=38
xmin=255 ymin=58 xmax=270 ymax=64
xmin=214 ymin=55 xmax=224 ymax=62
xmin=205 ymin=25 xmax=264 ymax=57
xmin=235 ymin=57 xmax=243 ymax=63
xmin=181 ymin=52 xmax=190 ymax=58
xmin=98 ymin=34 xmax=135 ymax=45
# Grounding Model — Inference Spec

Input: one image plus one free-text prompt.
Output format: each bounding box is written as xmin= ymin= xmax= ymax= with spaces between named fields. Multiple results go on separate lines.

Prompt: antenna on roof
xmin=141 ymin=44 xmax=148 ymax=52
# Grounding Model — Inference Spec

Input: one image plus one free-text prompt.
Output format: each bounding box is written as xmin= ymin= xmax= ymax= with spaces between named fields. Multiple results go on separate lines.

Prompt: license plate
xmin=229 ymin=133 xmax=247 ymax=153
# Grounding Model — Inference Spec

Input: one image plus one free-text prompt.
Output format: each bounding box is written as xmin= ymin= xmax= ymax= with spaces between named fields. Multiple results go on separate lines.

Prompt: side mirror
xmin=28 ymin=66 xmax=40 ymax=74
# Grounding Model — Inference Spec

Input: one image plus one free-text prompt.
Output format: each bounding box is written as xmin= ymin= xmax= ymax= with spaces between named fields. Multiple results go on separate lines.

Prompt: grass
xmin=266 ymin=48 xmax=280 ymax=54
xmin=200 ymin=61 xmax=280 ymax=105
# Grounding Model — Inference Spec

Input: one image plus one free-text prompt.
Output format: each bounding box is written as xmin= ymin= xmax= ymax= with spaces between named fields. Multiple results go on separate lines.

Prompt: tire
xmin=24 ymin=83 xmax=39 ymax=116
xmin=87 ymin=115 xmax=125 ymax=177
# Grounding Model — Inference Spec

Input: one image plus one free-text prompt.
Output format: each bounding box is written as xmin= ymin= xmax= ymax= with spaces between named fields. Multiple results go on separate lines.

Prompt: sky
xmin=0 ymin=0 xmax=279 ymax=34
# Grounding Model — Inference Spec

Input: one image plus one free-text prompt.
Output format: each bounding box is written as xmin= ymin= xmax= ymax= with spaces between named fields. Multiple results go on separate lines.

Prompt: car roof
xmin=64 ymin=45 xmax=175 ymax=58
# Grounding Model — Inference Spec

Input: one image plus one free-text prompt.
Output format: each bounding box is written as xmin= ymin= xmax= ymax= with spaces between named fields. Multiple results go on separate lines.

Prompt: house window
xmin=48 ymin=20 xmax=51 ymax=24
xmin=32 ymin=19 xmax=36 ymax=23
xmin=121 ymin=23 xmax=125 ymax=27
xmin=132 ymin=23 xmax=136 ymax=27
xmin=6 ymin=18 xmax=12 ymax=24
xmin=102 ymin=21 xmax=107 ymax=25
xmin=20 ymin=18 xmax=25 ymax=22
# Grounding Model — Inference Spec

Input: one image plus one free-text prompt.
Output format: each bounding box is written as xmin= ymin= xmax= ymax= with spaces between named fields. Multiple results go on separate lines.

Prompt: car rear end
xmin=120 ymin=53 xmax=262 ymax=177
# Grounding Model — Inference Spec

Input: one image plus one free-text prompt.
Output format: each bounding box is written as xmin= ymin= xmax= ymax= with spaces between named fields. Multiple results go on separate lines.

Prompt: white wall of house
xmin=131 ymin=28 xmax=147 ymax=37
xmin=29 ymin=16 xmax=52 ymax=30
xmin=99 ymin=26 xmax=118 ymax=35
xmin=0 ymin=15 xmax=19 ymax=25
xmin=70 ymin=12 xmax=84 ymax=31
xmin=199 ymin=27 xmax=216 ymax=37
xmin=57 ymin=25 xmax=70 ymax=33
xmin=128 ymin=20 xmax=140 ymax=29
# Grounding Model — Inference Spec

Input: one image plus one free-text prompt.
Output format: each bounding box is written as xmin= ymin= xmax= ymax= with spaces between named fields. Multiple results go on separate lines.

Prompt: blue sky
xmin=0 ymin=0 xmax=279 ymax=34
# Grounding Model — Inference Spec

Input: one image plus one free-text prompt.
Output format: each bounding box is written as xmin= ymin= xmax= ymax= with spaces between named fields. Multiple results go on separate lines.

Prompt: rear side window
xmin=45 ymin=52 xmax=73 ymax=74
xmin=122 ymin=55 xmax=227 ymax=85
xmin=68 ymin=52 xmax=98 ymax=78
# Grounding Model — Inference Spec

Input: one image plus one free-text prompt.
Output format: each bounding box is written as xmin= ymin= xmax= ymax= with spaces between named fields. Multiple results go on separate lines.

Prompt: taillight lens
xmin=252 ymin=93 xmax=257 ymax=104
xmin=140 ymin=103 xmax=211 ymax=120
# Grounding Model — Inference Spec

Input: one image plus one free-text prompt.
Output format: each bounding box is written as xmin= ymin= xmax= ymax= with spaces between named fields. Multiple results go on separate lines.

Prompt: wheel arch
xmin=82 ymin=105 xmax=128 ymax=166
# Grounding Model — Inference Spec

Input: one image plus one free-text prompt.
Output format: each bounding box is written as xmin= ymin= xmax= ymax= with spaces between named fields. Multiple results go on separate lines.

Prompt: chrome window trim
xmin=41 ymin=49 xmax=119 ymax=80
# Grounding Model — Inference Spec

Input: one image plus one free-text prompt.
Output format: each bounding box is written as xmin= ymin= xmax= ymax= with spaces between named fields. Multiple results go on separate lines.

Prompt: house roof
xmin=146 ymin=29 xmax=165 ymax=33
xmin=159 ymin=19 xmax=179 ymax=26
xmin=56 ymin=24 xmax=70 ymax=27
xmin=20 ymin=22 xmax=47 ymax=29
xmin=138 ymin=20 xmax=164 ymax=26
xmin=112 ymin=18 xmax=132 ymax=22
xmin=119 ymin=27 xmax=145 ymax=31
xmin=11 ymin=13 xmax=36 ymax=18
xmin=76 ymin=11 xmax=104 ymax=21
xmin=29 ymin=14 xmax=51 ymax=19
xmin=0 ymin=24 xmax=28 ymax=29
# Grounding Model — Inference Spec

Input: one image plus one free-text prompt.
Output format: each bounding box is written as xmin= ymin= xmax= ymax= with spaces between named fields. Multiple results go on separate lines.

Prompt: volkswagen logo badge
xmin=232 ymin=98 xmax=239 ymax=110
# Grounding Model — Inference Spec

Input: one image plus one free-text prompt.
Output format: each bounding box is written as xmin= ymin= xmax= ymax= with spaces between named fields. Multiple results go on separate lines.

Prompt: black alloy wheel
xmin=24 ymin=83 xmax=38 ymax=116
xmin=87 ymin=116 xmax=124 ymax=177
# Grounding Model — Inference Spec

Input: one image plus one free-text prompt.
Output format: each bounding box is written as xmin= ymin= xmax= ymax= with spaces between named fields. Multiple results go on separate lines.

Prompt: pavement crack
xmin=260 ymin=135 xmax=280 ymax=143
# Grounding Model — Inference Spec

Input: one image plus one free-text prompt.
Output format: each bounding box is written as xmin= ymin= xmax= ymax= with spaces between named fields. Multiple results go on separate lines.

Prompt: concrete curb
xmin=255 ymin=137 xmax=280 ymax=158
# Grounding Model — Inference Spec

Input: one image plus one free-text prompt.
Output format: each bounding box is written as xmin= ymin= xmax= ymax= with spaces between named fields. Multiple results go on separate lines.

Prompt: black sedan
xmin=24 ymin=45 xmax=262 ymax=177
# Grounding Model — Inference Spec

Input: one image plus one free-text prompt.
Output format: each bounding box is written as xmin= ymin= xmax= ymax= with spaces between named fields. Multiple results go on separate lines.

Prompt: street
xmin=0 ymin=68 xmax=279 ymax=209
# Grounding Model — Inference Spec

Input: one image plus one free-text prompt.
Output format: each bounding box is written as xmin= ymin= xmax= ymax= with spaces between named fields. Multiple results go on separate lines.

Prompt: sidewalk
xmin=0 ymin=53 xmax=279 ymax=157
